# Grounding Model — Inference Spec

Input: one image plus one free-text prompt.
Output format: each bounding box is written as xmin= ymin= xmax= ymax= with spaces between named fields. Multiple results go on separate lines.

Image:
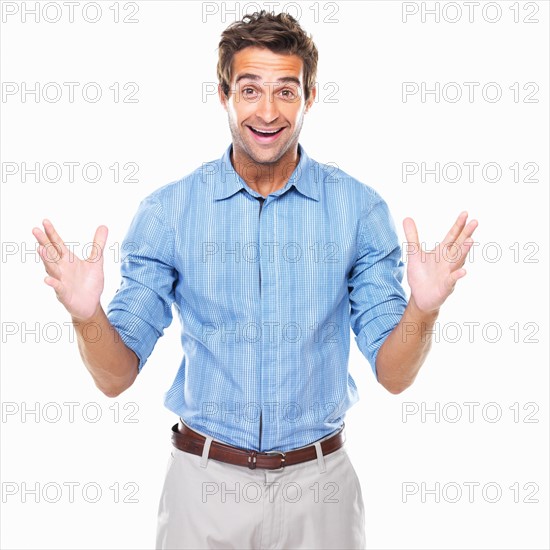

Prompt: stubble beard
xmin=228 ymin=113 xmax=304 ymax=168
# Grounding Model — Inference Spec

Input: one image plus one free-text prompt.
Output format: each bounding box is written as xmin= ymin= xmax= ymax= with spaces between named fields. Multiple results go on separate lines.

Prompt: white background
xmin=1 ymin=1 xmax=548 ymax=548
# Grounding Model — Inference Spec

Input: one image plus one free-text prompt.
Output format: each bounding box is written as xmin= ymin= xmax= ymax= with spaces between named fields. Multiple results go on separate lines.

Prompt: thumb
xmin=403 ymin=217 xmax=420 ymax=259
xmin=87 ymin=225 xmax=108 ymax=263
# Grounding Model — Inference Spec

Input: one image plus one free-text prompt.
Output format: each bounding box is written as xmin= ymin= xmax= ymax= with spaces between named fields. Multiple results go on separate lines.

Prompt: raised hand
xmin=32 ymin=219 xmax=108 ymax=322
xmin=403 ymin=211 xmax=478 ymax=314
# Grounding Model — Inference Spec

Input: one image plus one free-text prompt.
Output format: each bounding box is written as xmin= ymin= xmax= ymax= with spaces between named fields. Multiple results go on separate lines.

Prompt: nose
xmin=255 ymin=88 xmax=279 ymax=124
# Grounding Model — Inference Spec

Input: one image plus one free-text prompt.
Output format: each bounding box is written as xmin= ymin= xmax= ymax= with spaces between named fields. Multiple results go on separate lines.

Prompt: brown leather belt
xmin=171 ymin=421 xmax=346 ymax=470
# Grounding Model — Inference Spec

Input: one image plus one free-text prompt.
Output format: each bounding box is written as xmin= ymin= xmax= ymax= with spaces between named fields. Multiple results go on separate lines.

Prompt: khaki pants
xmin=156 ymin=422 xmax=366 ymax=549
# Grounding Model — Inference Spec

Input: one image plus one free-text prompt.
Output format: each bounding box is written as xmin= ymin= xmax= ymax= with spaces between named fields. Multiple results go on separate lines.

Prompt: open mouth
xmin=248 ymin=126 xmax=285 ymax=137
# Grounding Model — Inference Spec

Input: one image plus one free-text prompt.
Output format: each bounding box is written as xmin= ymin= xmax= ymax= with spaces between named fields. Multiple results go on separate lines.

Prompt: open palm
xmin=403 ymin=211 xmax=478 ymax=313
xmin=32 ymin=219 xmax=108 ymax=322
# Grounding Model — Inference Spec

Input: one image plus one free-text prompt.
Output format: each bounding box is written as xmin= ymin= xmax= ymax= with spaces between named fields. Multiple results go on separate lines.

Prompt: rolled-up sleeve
xmin=106 ymin=192 xmax=176 ymax=372
xmin=348 ymin=196 xmax=408 ymax=378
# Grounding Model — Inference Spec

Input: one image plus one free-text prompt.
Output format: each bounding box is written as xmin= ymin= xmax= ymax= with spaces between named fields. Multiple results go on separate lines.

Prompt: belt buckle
xmin=247 ymin=450 xmax=258 ymax=470
xmin=265 ymin=450 xmax=286 ymax=470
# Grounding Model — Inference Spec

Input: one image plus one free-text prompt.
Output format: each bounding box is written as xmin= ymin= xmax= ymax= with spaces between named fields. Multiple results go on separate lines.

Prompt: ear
xmin=305 ymin=85 xmax=316 ymax=113
xmin=218 ymin=83 xmax=228 ymax=111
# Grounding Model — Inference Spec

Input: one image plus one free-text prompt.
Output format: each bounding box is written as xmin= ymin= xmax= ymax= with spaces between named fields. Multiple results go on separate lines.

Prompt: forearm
xmin=375 ymin=296 xmax=439 ymax=394
xmin=72 ymin=305 xmax=139 ymax=397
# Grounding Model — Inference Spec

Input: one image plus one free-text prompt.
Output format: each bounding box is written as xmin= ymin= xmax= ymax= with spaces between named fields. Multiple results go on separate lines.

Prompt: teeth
xmin=252 ymin=127 xmax=280 ymax=134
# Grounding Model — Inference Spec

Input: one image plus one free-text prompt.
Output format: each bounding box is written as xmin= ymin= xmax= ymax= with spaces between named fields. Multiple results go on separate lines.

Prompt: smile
xmin=247 ymin=125 xmax=286 ymax=143
xmin=248 ymin=126 xmax=285 ymax=136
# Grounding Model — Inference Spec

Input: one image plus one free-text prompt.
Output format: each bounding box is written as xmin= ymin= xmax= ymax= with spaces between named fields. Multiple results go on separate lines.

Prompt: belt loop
xmin=314 ymin=441 xmax=326 ymax=474
xmin=201 ymin=436 xmax=213 ymax=469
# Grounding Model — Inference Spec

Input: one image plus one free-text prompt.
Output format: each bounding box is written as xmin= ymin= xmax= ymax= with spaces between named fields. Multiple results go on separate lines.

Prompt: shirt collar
xmin=213 ymin=143 xmax=319 ymax=202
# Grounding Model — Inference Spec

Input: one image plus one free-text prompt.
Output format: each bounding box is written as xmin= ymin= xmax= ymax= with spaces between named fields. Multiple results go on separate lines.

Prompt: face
xmin=219 ymin=46 xmax=316 ymax=166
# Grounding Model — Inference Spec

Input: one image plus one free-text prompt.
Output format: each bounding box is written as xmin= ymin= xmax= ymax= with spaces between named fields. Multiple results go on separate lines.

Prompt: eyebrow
xmin=235 ymin=73 xmax=302 ymax=87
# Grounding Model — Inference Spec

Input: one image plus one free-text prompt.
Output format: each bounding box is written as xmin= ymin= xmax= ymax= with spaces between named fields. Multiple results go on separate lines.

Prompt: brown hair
xmin=217 ymin=10 xmax=318 ymax=102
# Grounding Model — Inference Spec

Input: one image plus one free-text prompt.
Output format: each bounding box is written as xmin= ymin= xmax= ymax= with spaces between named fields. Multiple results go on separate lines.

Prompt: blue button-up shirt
xmin=107 ymin=143 xmax=408 ymax=452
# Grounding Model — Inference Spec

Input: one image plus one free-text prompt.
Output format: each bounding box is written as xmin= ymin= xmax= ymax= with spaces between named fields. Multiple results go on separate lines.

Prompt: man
xmin=32 ymin=10 xmax=478 ymax=550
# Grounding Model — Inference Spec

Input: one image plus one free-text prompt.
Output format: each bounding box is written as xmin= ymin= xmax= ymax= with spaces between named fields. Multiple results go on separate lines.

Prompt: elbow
xmin=376 ymin=372 xmax=415 ymax=395
xmin=94 ymin=357 xmax=139 ymax=398
xmin=100 ymin=386 xmax=126 ymax=398
xmin=96 ymin=375 xmax=136 ymax=398
xmin=375 ymin=359 xmax=418 ymax=395
xmin=382 ymin=382 xmax=411 ymax=395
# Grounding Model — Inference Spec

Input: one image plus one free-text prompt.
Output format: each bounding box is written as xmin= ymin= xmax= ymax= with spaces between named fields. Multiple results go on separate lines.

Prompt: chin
xmin=244 ymin=145 xmax=282 ymax=163
xmin=252 ymin=152 xmax=284 ymax=165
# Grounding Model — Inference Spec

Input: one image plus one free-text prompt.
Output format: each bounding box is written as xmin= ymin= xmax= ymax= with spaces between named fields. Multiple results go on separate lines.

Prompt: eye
xmin=242 ymin=86 xmax=259 ymax=98
xmin=280 ymin=88 xmax=298 ymax=100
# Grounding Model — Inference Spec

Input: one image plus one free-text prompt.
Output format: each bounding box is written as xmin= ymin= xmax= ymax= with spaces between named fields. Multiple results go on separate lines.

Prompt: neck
xmin=230 ymin=145 xmax=300 ymax=197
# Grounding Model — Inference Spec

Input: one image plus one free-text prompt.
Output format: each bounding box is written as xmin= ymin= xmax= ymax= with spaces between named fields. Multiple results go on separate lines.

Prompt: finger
xmin=403 ymin=217 xmax=422 ymax=259
xmin=38 ymin=244 xmax=62 ymax=273
xmin=455 ymin=219 xmax=479 ymax=247
xmin=454 ymin=238 xmax=475 ymax=268
xmin=449 ymin=268 xmax=467 ymax=283
xmin=442 ymin=236 xmax=474 ymax=267
xmin=44 ymin=275 xmax=65 ymax=298
xmin=32 ymin=227 xmax=50 ymax=247
xmin=403 ymin=217 xmax=419 ymax=245
xmin=42 ymin=219 xmax=68 ymax=257
xmin=442 ymin=211 xmax=468 ymax=245
xmin=87 ymin=225 xmax=108 ymax=263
